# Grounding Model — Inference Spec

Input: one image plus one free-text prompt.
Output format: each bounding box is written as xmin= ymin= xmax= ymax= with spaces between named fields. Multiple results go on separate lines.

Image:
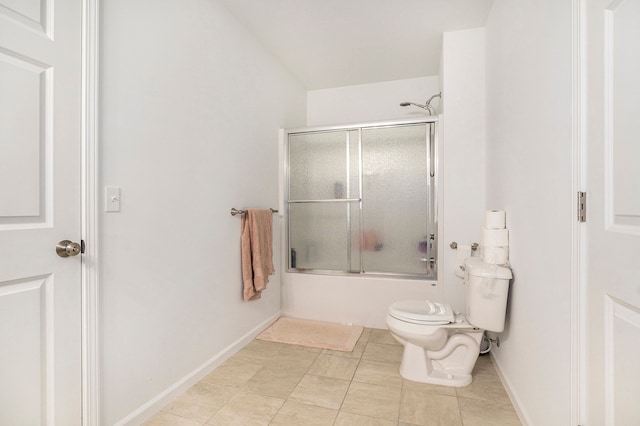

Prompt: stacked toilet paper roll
xmin=485 ymin=210 xmax=506 ymax=229
xmin=481 ymin=210 xmax=509 ymax=265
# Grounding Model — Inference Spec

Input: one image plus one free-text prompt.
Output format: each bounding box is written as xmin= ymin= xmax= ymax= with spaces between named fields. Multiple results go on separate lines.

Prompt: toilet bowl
xmin=386 ymin=258 xmax=512 ymax=387
xmin=387 ymin=306 xmax=484 ymax=386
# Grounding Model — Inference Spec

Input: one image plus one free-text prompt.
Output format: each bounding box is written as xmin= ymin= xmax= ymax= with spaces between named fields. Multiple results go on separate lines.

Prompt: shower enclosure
xmin=285 ymin=118 xmax=438 ymax=279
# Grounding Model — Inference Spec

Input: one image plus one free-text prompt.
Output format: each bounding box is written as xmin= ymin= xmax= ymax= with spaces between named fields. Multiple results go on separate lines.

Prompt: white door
xmin=584 ymin=0 xmax=640 ymax=424
xmin=0 ymin=0 xmax=83 ymax=424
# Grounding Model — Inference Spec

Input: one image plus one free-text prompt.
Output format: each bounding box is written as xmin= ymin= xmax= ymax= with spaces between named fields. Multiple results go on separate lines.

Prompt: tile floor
xmin=144 ymin=328 xmax=522 ymax=426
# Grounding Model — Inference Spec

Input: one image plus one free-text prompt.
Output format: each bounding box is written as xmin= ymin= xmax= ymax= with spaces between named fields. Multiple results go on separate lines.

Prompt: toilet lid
xmin=389 ymin=300 xmax=455 ymax=325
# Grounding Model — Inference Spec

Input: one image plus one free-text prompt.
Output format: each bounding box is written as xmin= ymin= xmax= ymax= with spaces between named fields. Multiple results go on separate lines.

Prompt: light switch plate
xmin=105 ymin=186 xmax=121 ymax=212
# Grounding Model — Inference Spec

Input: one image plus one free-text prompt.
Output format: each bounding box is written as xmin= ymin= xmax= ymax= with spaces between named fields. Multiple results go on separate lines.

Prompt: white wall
xmin=485 ymin=0 xmax=572 ymax=424
xmin=307 ymin=76 xmax=440 ymax=126
xmin=440 ymin=28 xmax=487 ymax=313
xmin=100 ymin=1 xmax=306 ymax=424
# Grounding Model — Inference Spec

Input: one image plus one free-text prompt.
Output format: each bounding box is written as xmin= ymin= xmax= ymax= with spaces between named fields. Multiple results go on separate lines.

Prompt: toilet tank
xmin=464 ymin=258 xmax=513 ymax=332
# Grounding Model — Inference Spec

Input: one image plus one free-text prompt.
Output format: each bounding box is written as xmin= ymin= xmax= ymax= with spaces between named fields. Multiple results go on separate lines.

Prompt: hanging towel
xmin=241 ymin=208 xmax=275 ymax=301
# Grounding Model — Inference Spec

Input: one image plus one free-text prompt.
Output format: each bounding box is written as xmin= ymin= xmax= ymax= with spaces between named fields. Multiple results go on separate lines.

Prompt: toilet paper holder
xmin=450 ymin=242 xmax=479 ymax=251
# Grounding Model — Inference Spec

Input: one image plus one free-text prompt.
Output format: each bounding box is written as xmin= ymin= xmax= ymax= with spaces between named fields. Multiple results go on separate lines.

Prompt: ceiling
xmin=218 ymin=0 xmax=494 ymax=90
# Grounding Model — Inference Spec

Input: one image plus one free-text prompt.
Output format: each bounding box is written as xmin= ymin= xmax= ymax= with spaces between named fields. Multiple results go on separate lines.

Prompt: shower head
xmin=426 ymin=92 xmax=441 ymax=107
xmin=399 ymin=92 xmax=442 ymax=115
xmin=400 ymin=102 xmax=428 ymax=110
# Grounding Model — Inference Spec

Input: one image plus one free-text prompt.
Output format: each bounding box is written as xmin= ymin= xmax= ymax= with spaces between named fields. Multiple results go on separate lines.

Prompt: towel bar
xmin=450 ymin=242 xmax=479 ymax=251
xmin=230 ymin=208 xmax=278 ymax=216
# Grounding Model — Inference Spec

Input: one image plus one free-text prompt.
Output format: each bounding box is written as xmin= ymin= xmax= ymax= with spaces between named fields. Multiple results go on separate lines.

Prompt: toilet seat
xmin=388 ymin=300 xmax=455 ymax=325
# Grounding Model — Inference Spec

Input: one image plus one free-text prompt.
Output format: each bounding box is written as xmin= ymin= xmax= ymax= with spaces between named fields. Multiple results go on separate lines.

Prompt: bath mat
xmin=256 ymin=317 xmax=363 ymax=352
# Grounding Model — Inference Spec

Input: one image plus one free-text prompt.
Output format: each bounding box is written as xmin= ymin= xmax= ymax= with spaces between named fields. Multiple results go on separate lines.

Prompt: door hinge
xmin=577 ymin=192 xmax=587 ymax=222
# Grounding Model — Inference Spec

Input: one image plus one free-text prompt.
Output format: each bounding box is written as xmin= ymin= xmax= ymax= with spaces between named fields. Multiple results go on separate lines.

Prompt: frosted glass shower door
xmin=288 ymin=130 xmax=360 ymax=272
xmin=286 ymin=120 xmax=437 ymax=278
xmin=361 ymin=125 xmax=431 ymax=275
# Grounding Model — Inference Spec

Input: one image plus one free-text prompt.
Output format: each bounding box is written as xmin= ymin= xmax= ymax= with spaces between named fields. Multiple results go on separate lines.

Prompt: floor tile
xmin=361 ymin=342 xmax=404 ymax=364
xmin=234 ymin=344 xmax=319 ymax=370
xmin=289 ymin=374 xmax=350 ymax=410
xmin=458 ymin=396 xmax=522 ymax=426
xmin=358 ymin=328 xmax=373 ymax=343
xmin=149 ymin=334 xmax=521 ymax=426
xmin=241 ymin=364 xmax=307 ymax=399
xmin=402 ymin=379 xmax=457 ymax=397
xmin=206 ymin=391 xmax=283 ymax=425
xmin=269 ymin=399 xmax=338 ymax=426
xmin=455 ymin=372 xmax=512 ymax=406
xmin=399 ymin=389 xmax=462 ymax=425
xmin=369 ymin=328 xmax=401 ymax=345
xmin=161 ymin=383 xmax=236 ymax=423
xmin=322 ymin=337 xmax=366 ymax=358
xmin=472 ymin=354 xmax=497 ymax=376
xmin=246 ymin=338 xmax=323 ymax=354
xmin=307 ymin=353 xmax=360 ymax=381
xmin=352 ymin=359 xmax=403 ymax=388
xmin=200 ymin=357 xmax=263 ymax=388
xmin=341 ymin=381 xmax=401 ymax=421
xmin=143 ymin=412 xmax=202 ymax=426
xmin=334 ymin=411 xmax=397 ymax=425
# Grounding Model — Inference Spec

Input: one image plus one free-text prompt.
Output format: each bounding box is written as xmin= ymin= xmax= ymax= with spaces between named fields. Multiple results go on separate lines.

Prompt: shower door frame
xmin=283 ymin=117 xmax=441 ymax=280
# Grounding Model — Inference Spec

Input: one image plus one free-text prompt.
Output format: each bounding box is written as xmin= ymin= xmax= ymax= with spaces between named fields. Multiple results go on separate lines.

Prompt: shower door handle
xmin=420 ymin=257 xmax=436 ymax=274
xmin=428 ymin=123 xmax=435 ymax=178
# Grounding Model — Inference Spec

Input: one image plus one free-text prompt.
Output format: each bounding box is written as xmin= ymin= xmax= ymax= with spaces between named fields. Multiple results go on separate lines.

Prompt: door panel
xmin=0 ymin=275 xmax=53 ymax=425
xmin=0 ymin=0 xmax=50 ymax=36
xmin=608 ymin=0 xmax=640 ymax=227
xmin=361 ymin=125 xmax=429 ymax=275
xmin=604 ymin=297 xmax=640 ymax=425
xmin=289 ymin=130 xmax=351 ymax=201
xmin=0 ymin=0 xmax=82 ymax=424
xmin=585 ymin=0 xmax=640 ymax=424
xmin=0 ymin=48 xmax=51 ymax=223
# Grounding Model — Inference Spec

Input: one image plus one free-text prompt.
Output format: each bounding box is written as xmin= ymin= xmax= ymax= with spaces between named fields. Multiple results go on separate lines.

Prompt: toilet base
xmin=401 ymin=367 xmax=472 ymax=387
xmin=398 ymin=341 xmax=474 ymax=387
xmin=386 ymin=313 xmax=484 ymax=388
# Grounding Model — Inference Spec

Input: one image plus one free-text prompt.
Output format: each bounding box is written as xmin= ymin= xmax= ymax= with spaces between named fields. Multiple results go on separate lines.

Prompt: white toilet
xmin=386 ymin=257 xmax=512 ymax=387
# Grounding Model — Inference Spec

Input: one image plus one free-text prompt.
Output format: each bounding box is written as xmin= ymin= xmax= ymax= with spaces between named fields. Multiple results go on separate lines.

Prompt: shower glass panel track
xmin=285 ymin=118 xmax=438 ymax=279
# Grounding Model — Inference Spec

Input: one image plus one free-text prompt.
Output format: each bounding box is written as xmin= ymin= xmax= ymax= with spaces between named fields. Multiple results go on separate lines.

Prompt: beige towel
xmin=241 ymin=208 xmax=274 ymax=301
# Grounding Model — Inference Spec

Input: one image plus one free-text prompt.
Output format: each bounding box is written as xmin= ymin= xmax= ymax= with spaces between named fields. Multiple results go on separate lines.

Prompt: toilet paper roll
xmin=485 ymin=210 xmax=506 ymax=229
xmin=481 ymin=227 xmax=509 ymax=246
xmin=482 ymin=246 xmax=509 ymax=265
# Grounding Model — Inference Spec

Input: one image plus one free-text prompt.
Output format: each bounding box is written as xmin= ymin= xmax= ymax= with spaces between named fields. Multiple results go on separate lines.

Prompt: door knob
xmin=56 ymin=240 xmax=82 ymax=257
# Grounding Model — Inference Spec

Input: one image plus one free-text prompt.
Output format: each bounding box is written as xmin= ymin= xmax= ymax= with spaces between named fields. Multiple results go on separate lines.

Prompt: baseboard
xmin=115 ymin=312 xmax=281 ymax=426
xmin=490 ymin=353 xmax=533 ymax=426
